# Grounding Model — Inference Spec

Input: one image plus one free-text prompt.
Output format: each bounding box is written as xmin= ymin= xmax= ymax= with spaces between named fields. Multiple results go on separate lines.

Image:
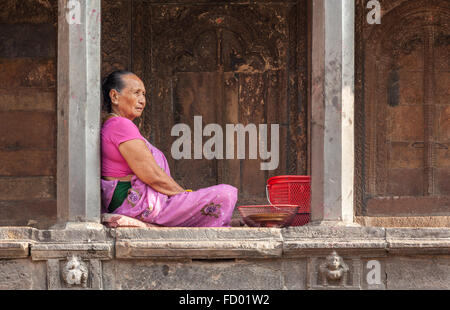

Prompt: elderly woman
xmin=100 ymin=70 xmax=238 ymax=227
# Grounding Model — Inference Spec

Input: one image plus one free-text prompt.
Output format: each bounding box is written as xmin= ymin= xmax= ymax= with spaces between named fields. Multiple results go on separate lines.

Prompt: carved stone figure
xmin=62 ymin=256 xmax=88 ymax=288
xmin=319 ymin=251 xmax=349 ymax=286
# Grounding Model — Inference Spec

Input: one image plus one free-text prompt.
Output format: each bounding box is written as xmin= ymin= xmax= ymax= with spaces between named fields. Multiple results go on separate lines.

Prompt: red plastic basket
xmin=266 ymin=175 xmax=311 ymax=226
xmin=238 ymin=205 xmax=307 ymax=228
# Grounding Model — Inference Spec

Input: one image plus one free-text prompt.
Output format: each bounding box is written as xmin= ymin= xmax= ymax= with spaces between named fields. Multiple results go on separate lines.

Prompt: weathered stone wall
xmin=0 ymin=259 xmax=47 ymax=290
xmin=0 ymin=0 xmax=58 ymax=228
xmin=2 ymin=255 xmax=450 ymax=290
xmin=1 ymin=226 xmax=450 ymax=290
xmin=103 ymin=258 xmax=306 ymax=290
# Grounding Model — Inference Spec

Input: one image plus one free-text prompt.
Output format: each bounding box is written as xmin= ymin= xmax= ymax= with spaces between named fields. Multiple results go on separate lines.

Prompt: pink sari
xmin=101 ymin=138 xmax=237 ymax=227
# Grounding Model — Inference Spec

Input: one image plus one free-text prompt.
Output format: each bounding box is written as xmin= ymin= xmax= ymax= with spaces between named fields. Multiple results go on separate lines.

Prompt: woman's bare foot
xmin=230 ymin=218 xmax=246 ymax=227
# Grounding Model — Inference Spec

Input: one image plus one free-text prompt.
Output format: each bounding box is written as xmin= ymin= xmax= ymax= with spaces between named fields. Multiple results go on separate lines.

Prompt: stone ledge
xmin=281 ymin=226 xmax=387 ymax=256
xmin=282 ymin=226 xmax=386 ymax=239
xmin=0 ymin=226 xmax=39 ymax=240
xmin=282 ymin=241 xmax=388 ymax=257
xmin=114 ymin=227 xmax=283 ymax=259
xmin=28 ymin=224 xmax=113 ymax=260
xmin=116 ymin=240 xmax=282 ymax=259
xmin=386 ymin=228 xmax=450 ymax=254
xmin=0 ymin=242 xmax=29 ymax=258
xmin=0 ymin=227 xmax=37 ymax=258
xmin=356 ymin=216 xmax=450 ymax=228
xmin=30 ymin=242 xmax=114 ymax=261
xmin=386 ymin=227 xmax=450 ymax=238
xmin=1 ymin=226 xmax=450 ymax=259
xmin=35 ymin=225 xmax=110 ymax=243
xmin=112 ymin=227 xmax=283 ymax=240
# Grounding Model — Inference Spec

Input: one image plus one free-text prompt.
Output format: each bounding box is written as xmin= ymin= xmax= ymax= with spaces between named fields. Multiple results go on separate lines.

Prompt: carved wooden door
xmin=125 ymin=1 xmax=308 ymax=206
xmin=356 ymin=0 xmax=450 ymax=215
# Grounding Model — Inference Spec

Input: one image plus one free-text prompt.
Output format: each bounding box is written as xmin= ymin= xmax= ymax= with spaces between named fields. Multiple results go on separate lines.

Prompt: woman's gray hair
xmin=101 ymin=70 xmax=135 ymax=112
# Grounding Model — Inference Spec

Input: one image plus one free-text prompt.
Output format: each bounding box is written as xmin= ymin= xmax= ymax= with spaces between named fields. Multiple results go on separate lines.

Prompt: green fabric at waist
xmin=108 ymin=181 xmax=132 ymax=213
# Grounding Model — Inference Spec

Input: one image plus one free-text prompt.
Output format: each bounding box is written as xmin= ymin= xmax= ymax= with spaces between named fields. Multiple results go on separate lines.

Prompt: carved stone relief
xmin=62 ymin=256 xmax=88 ymax=288
xmin=308 ymin=251 xmax=362 ymax=290
xmin=46 ymin=256 xmax=103 ymax=290
xmin=318 ymin=251 xmax=350 ymax=286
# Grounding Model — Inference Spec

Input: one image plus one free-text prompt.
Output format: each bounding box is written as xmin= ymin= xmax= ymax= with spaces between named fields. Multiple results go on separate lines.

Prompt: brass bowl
xmin=245 ymin=212 xmax=296 ymax=227
xmin=248 ymin=213 xmax=290 ymax=222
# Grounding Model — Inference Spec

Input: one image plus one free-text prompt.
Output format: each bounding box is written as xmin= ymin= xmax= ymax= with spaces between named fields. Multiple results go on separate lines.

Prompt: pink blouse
xmin=101 ymin=117 xmax=146 ymax=177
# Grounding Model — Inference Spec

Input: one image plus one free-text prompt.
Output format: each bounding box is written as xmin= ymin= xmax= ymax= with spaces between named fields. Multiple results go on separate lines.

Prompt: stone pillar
xmin=56 ymin=0 xmax=102 ymax=227
xmin=310 ymin=0 xmax=356 ymax=225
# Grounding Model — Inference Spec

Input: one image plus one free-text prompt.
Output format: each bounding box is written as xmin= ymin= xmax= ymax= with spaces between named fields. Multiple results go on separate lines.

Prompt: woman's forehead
xmin=123 ymin=74 xmax=145 ymax=90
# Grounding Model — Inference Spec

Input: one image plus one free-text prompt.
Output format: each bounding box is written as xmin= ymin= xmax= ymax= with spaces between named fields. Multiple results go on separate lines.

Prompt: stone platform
xmin=1 ymin=226 xmax=449 ymax=290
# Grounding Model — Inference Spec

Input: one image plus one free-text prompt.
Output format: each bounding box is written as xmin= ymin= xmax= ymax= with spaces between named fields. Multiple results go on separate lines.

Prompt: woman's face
xmin=110 ymin=74 xmax=146 ymax=120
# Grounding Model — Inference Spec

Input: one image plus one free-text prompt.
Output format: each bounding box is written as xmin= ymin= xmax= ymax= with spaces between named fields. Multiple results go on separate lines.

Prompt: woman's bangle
xmin=185 ymin=189 xmax=193 ymax=192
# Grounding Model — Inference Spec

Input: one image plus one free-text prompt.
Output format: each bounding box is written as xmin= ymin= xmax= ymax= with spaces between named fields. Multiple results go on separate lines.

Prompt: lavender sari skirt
xmin=101 ymin=139 xmax=238 ymax=227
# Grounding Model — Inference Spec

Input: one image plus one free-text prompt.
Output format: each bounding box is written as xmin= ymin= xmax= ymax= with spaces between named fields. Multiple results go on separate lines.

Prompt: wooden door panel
xmin=387 ymin=169 xmax=424 ymax=196
xmin=435 ymin=38 xmax=450 ymax=195
xmin=398 ymin=71 xmax=423 ymax=106
xmin=128 ymin=1 xmax=307 ymax=206
xmin=102 ymin=1 xmax=308 ymax=206
xmin=147 ymin=76 xmax=174 ymax=163
xmin=237 ymin=73 xmax=267 ymax=204
xmin=435 ymin=33 xmax=450 ymax=71
xmin=388 ymin=142 xmax=424 ymax=169
xmin=221 ymin=72 xmax=240 ymax=188
xmin=355 ymin=0 xmax=450 ymax=215
xmin=386 ymin=105 xmax=424 ymax=141
xmin=172 ymin=72 xmax=222 ymax=189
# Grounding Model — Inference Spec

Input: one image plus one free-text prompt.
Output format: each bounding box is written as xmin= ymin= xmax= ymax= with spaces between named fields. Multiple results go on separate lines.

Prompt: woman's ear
xmin=109 ymin=89 xmax=119 ymax=105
